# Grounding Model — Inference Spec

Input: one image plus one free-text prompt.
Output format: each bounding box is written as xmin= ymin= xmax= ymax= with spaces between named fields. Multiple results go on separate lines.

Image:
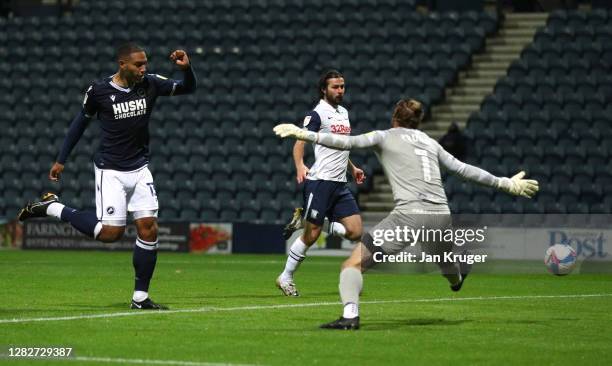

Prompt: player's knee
xmin=341 ymin=256 xmax=361 ymax=270
xmin=98 ymin=226 xmax=125 ymax=243
xmin=341 ymin=216 xmax=363 ymax=241
xmin=137 ymin=220 xmax=158 ymax=242
xmin=345 ymin=227 xmax=362 ymax=241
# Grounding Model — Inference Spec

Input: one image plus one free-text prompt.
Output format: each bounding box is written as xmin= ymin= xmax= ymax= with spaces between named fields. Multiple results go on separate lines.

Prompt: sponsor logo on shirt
xmin=111 ymin=98 xmax=147 ymax=119
xmin=330 ymin=124 xmax=351 ymax=135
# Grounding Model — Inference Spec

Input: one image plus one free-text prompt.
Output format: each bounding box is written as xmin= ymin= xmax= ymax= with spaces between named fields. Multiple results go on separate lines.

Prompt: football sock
xmin=59 ymin=207 xmax=103 ymax=239
xmin=339 ymin=267 xmax=362 ymax=318
xmin=46 ymin=202 xmax=65 ymax=218
xmin=343 ymin=302 xmax=359 ymax=319
xmin=329 ymin=221 xmax=348 ymax=238
xmin=132 ymin=290 xmax=148 ymax=302
xmin=281 ymin=237 xmax=308 ymax=280
xmin=133 ymin=238 xmax=159 ymax=293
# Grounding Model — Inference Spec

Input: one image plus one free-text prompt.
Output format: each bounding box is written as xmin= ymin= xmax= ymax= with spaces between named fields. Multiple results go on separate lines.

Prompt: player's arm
xmin=152 ymin=50 xmax=197 ymax=96
xmin=51 ymin=85 xmax=96 ymax=181
xmin=436 ymin=142 xmax=539 ymax=198
xmin=293 ymin=140 xmax=309 ymax=184
xmin=51 ymin=111 xmax=92 ymax=181
xmin=292 ymin=111 xmax=322 ymax=183
xmin=170 ymin=50 xmax=197 ymax=94
xmin=174 ymin=65 xmax=196 ymax=94
xmin=274 ymin=124 xmax=386 ymax=150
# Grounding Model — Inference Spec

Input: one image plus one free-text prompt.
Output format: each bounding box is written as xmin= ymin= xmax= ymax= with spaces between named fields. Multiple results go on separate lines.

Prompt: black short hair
xmin=116 ymin=42 xmax=145 ymax=60
xmin=318 ymin=69 xmax=343 ymax=99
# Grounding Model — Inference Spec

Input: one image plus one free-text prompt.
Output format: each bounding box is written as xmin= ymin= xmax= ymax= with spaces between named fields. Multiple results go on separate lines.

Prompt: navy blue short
xmin=302 ymin=179 xmax=360 ymax=226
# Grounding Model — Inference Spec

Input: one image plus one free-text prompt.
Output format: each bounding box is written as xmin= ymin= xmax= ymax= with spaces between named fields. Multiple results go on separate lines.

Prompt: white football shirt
xmin=303 ymin=99 xmax=351 ymax=182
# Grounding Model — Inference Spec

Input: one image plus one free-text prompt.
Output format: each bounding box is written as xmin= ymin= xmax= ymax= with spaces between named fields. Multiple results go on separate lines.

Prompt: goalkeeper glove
xmin=497 ymin=171 xmax=539 ymax=198
xmin=273 ymin=124 xmax=316 ymax=142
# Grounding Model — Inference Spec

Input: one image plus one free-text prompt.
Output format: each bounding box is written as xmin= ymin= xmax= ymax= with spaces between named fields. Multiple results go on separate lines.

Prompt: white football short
xmin=94 ymin=165 xmax=159 ymax=226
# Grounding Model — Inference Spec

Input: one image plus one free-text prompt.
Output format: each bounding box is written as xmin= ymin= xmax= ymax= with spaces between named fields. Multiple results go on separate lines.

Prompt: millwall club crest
xmin=137 ymin=88 xmax=146 ymax=97
xmin=110 ymin=95 xmax=115 ymax=102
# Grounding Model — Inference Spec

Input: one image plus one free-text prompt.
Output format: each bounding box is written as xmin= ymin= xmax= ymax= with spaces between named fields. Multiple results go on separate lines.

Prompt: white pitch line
xmin=69 ymin=356 xmax=256 ymax=366
xmin=1 ymin=293 xmax=611 ymax=325
xmin=1 ymin=260 xmax=336 ymax=266
xmin=163 ymin=260 xmax=340 ymax=266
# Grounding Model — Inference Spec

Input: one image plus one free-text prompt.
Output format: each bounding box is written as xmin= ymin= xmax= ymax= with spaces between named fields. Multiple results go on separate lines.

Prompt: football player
xmin=18 ymin=43 xmax=197 ymax=310
xmin=276 ymin=70 xmax=365 ymax=297
xmin=274 ymin=99 xmax=539 ymax=329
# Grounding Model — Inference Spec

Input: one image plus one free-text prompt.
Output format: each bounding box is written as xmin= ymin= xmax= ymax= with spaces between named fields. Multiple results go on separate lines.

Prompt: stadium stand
xmin=459 ymin=7 xmax=612 ymax=214
xmin=0 ymin=0 xmax=500 ymax=222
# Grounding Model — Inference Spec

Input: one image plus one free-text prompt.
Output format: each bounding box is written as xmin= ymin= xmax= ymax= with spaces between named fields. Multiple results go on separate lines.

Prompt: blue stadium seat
xmin=0 ymin=3 xmax=544 ymax=220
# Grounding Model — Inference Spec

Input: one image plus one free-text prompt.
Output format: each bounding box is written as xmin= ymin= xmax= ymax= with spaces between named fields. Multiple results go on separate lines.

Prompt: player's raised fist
xmin=170 ymin=50 xmax=190 ymax=69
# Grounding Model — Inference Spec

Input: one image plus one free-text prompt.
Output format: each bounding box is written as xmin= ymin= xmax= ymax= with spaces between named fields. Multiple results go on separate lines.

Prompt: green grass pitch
xmin=0 ymin=250 xmax=611 ymax=365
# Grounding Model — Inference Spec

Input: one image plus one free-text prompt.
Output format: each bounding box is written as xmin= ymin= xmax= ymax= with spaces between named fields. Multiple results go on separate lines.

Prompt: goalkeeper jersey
xmin=310 ymin=127 xmax=502 ymax=209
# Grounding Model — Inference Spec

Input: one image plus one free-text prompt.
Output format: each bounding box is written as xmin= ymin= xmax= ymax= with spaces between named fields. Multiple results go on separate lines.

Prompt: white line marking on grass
xmin=68 ymin=356 xmax=255 ymax=366
xmin=1 ymin=260 xmax=338 ymax=265
xmin=163 ymin=260 xmax=337 ymax=265
xmin=163 ymin=260 xmax=285 ymax=265
xmin=1 ymin=293 xmax=611 ymax=325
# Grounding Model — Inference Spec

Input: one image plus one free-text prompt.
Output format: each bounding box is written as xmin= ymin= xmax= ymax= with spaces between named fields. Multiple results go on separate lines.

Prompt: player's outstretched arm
xmin=52 ymin=110 xmax=92 ymax=181
xmin=169 ymin=50 xmax=197 ymax=94
xmin=274 ymin=124 xmax=384 ymax=150
xmin=436 ymin=143 xmax=539 ymax=198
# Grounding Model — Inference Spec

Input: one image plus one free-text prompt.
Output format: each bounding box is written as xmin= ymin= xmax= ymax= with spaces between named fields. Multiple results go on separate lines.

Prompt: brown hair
xmin=392 ymin=99 xmax=424 ymax=129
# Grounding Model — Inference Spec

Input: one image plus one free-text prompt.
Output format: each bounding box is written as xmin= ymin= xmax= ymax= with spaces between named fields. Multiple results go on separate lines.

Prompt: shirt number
xmin=414 ymin=149 xmax=432 ymax=182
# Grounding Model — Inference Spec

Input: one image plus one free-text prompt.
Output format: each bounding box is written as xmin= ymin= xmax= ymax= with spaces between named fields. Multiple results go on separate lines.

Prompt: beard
xmin=327 ymin=94 xmax=343 ymax=105
xmin=126 ymin=72 xmax=144 ymax=85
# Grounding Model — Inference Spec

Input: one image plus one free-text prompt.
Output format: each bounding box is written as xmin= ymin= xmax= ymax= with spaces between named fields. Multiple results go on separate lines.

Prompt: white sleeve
xmin=436 ymin=141 xmax=502 ymax=188
xmin=306 ymin=130 xmax=387 ymax=150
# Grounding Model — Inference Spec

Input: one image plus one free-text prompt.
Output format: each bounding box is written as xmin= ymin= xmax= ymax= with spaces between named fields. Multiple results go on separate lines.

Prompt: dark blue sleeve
xmin=82 ymin=84 xmax=98 ymax=117
xmin=303 ymin=111 xmax=321 ymax=132
xmin=150 ymin=66 xmax=197 ymax=96
xmin=57 ymin=110 xmax=91 ymax=164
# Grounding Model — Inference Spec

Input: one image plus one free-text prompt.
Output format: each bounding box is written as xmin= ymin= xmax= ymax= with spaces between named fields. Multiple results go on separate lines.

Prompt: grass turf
xmin=0 ymin=250 xmax=611 ymax=365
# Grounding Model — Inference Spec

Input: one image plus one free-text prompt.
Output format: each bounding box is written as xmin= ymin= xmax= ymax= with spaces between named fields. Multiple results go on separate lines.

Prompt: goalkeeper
xmin=274 ymin=98 xmax=539 ymax=330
